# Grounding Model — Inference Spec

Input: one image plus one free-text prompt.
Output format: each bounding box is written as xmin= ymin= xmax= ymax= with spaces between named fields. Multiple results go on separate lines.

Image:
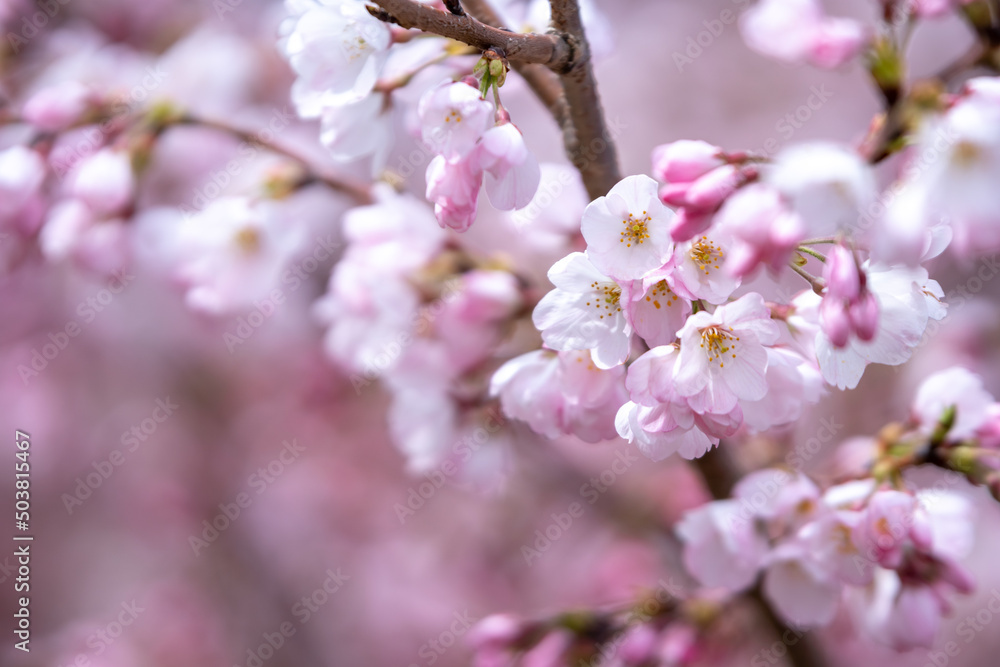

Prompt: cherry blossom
xmin=676 ymin=499 xmax=769 ymax=591
xmin=425 ymin=154 xmax=484 ymax=232
xmin=474 ymin=121 xmax=541 ymax=211
xmin=0 ymin=144 xmax=47 ymax=235
xmin=712 ymin=183 xmax=805 ymax=277
xmin=912 ymin=367 xmax=994 ymax=440
xmin=21 ymin=81 xmax=92 ymax=132
xmin=674 ymin=293 xmax=780 ymax=414
xmin=319 ymin=92 xmax=393 ymax=166
xmin=620 ymin=271 xmax=692 ymax=348
xmin=418 ymin=80 xmax=494 ymax=159
xmin=66 ymin=148 xmax=135 ymax=217
xmin=651 ymin=140 xmax=724 ymax=185
xmin=767 ymin=142 xmax=876 ymax=238
xmin=173 ymin=198 xmax=305 ymax=314
xmin=890 ymin=78 xmax=1000 ymax=258
xmin=279 ymin=0 xmax=392 ymax=116
xmin=740 ymin=0 xmax=867 ymax=68
xmin=740 ymin=347 xmax=825 ymax=433
xmin=617 ymin=345 xmax=742 ymax=460
xmin=490 ymin=349 xmax=627 ymax=443
xmin=791 ymin=264 xmax=946 ymax=390
xmin=532 ymin=252 xmax=632 ymax=369
xmin=670 ymin=229 xmax=740 ymax=304
xmin=580 ymin=175 xmax=674 ymax=281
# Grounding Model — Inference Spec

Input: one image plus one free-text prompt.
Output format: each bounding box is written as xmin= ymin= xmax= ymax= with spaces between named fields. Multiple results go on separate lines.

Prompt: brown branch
xmin=694 ymin=446 xmax=831 ymax=667
xmin=547 ymin=0 xmax=621 ymax=199
xmin=370 ymin=0 xmax=571 ymax=69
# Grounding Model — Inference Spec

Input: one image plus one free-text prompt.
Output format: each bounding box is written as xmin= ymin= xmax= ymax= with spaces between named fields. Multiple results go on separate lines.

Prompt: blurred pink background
xmin=2 ymin=1 xmax=1000 ymax=666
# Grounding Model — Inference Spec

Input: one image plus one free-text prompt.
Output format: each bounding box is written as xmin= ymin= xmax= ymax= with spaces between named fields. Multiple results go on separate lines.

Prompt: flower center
xmin=619 ymin=211 xmax=651 ymax=248
xmin=345 ymin=34 xmax=370 ymax=62
xmin=952 ymin=140 xmax=981 ymax=167
xmin=645 ymin=280 xmax=680 ymax=310
xmin=585 ymin=281 xmax=622 ymax=320
xmin=834 ymin=523 xmax=856 ymax=555
xmin=699 ymin=326 xmax=739 ymax=368
xmin=444 ymin=109 xmax=463 ymax=124
xmin=690 ymin=237 xmax=723 ymax=275
xmin=235 ymin=227 xmax=261 ymax=254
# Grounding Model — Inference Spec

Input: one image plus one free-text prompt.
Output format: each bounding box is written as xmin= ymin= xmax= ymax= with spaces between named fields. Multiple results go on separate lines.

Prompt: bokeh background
xmin=2 ymin=0 xmax=1000 ymax=665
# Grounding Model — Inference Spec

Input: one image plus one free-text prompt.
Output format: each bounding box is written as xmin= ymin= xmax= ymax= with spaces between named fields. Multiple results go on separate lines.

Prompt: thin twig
xmin=174 ymin=114 xmax=373 ymax=204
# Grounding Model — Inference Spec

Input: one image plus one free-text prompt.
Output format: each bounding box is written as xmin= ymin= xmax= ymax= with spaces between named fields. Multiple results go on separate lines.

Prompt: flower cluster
xmin=422 ymin=80 xmax=540 ymax=231
xmin=496 ymin=142 xmax=947 ymax=457
xmin=314 ymin=186 xmax=526 ymax=478
xmin=278 ymin=0 xmax=539 ymax=230
xmin=676 ymin=365 xmax=1000 ymax=650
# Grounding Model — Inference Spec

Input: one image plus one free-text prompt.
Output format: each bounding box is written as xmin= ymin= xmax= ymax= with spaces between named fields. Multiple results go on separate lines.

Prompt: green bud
xmin=948 ymin=445 xmax=978 ymax=475
xmin=868 ymin=36 xmax=903 ymax=102
xmin=473 ymin=57 xmax=489 ymax=78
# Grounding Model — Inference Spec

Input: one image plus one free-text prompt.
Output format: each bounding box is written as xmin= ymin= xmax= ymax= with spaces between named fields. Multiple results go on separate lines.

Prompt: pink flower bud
xmin=823 ymin=244 xmax=861 ymax=301
xmin=474 ymin=122 xmax=540 ymax=211
xmin=820 ymin=298 xmax=851 ymax=348
xmin=0 ymin=144 xmax=47 ymax=234
xmin=684 ymin=164 xmax=740 ymax=210
xmin=426 ymin=154 xmax=483 ymax=232
xmin=619 ymin=624 xmax=659 ymax=665
xmin=885 ymin=586 xmax=943 ymax=650
xmin=807 ymin=18 xmax=867 ymax=69
xmin=976 ymin=403 xmax=1000 ymax=449
xmin=468 ymin=614 xmax=521 ymax=653
xmin=68 ymin=149 xmax=134 ymax=217
xmin=848 ymin=291 xmax=879 ymax=342
xmin=22 ymin=81 xmax=92 ymax=132
xmin=658 ymin=181 xmax=691 ymax=207
xmin=651 ymin=140 xmax=724 ymax=184
xmin=669 ymin=207 xmax=713 ymax=243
